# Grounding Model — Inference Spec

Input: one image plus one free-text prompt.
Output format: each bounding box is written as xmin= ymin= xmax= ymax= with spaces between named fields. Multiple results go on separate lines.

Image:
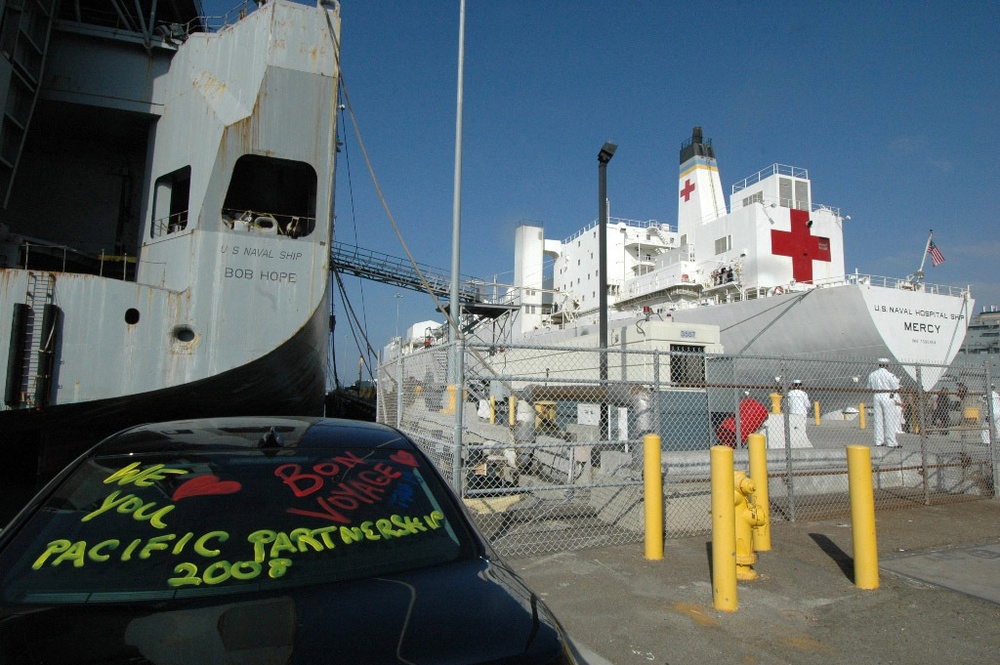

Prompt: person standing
xmin=931 ymin=388 xmax=951 ymax=431
xmin=868 ymin=358 xmax=902 ymax=448
xmin=786 ymin=380 xmax=813 ymax=447
xmin=982 ymin=385 xmax=1000 ymax=445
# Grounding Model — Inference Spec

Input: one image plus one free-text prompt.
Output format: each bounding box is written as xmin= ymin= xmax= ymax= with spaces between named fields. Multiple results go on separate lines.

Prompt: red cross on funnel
xmin=770 ymin=208 xmax=831 ymax=283
xmin=679 ymin=179 xmax=695 ymax=202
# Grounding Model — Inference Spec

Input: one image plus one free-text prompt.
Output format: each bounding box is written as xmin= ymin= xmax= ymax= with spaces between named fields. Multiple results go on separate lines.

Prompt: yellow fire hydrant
xmin=734 ymin=471 xmax=765 ymax=581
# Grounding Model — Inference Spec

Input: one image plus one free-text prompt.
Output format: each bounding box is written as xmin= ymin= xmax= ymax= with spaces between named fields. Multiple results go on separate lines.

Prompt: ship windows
xmin=221 ymin=155 xmax=318 ymax=239
xmin=714 ymin=235 xmax=732 ymax=255
xmin=670 ymin=344 xmax=705 ymax=386
xmin=742 ymin=192 xmax=763 ymax=208
xmin=124 ymin=308 xmax=140 ymax=325
xmin=794 ymin=180 xmax=810 ymax=211
xmin=151 ymin=166 xmax=191 ymax=237
xmin=779 ymin=177 xmax=793 ymax=208
xmin=778 ymin=177 xmax=811 ymax=211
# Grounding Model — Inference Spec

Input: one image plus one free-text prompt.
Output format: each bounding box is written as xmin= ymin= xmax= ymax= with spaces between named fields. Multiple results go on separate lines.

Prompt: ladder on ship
xmin=0 ymin=0 xmax=57 ymax=206
xmin=4 ymin=272 xmax=58 ymax=409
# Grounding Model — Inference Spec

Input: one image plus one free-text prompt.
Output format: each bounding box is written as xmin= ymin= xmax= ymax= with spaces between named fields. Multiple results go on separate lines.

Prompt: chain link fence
xmin=377 ymin=343 xmax=998 ymax=557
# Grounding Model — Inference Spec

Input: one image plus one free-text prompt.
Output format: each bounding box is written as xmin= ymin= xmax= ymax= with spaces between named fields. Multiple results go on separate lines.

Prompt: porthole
xmin=173 ymin=326 xmax=196 ymax=343
xmin=125 ymin=308 xmax=140 ymax=325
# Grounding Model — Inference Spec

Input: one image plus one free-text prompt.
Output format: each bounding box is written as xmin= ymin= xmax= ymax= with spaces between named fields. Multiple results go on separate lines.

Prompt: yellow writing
xmin=30 ymin=512 xmax=447 ymax=588
xmin=30 ymin=531 xmax=229 ymax=570
xmin=247 ymin=526 xmax=339 ymax=563
xmin=104 ymin=461 xmax=188 ymax=487
xmin=82 ymin=490 xmax=175 ymax=529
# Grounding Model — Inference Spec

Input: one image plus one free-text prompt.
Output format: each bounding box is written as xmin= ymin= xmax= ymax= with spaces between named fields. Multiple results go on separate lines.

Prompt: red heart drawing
xmin=172 ymin=475 xmax=242 ymax=501
xmin=389 ymin=450 xmax=418 ymax=467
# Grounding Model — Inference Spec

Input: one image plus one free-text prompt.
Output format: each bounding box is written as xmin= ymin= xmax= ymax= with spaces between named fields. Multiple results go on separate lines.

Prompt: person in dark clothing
xmin=931 ymin=389 xmax=950 ymax=431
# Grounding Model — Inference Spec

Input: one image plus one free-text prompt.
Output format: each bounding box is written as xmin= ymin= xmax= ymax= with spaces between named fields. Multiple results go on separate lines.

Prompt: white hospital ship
xmin=486 ymin=127 xmax=973 ymax=391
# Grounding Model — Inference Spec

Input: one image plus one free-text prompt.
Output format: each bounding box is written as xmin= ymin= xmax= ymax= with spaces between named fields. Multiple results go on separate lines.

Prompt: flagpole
xmin=915 ymin=229 xmax=933 ymax=281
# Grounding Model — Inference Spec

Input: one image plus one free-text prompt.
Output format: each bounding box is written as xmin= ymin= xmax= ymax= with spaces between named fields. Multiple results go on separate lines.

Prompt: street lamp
xmin=598 ymin=142 xmax=617 ymax=383
xmin=598 ymin=142 xmax=616 ymax=449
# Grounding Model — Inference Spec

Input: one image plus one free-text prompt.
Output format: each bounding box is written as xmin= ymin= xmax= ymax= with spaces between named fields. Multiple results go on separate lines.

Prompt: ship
xmin=467 ymin=127 xmax=974 ymax=401
xmin=0 ymin=0 xmax=341 ymax=470
xmin=953 ymin=305 xmax=1000 ymax=382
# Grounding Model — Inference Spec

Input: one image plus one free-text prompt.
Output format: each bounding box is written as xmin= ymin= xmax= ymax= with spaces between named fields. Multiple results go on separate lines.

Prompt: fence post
xmin=917 ymin=365 xmax=930 ymax=506
xmin=653 ymin=350 xmax=661 ymax=439
xmin=452 ymin=339 xmax=464 ymax=491
xmin=396 ymin=354 xmax=404 ymax=429
xmin=987 ymin=361 xmax=1000 ymax=505
xmin=780 ymin=375 xmax=796 ymax=522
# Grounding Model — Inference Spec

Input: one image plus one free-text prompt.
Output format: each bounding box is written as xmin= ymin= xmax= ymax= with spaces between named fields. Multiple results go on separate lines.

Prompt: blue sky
xmin=219 ymin=0 xmax=1000 ymax=384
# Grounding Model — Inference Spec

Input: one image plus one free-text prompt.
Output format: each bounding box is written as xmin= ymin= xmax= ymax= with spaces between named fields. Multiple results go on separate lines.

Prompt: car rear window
xmin=0 ymin=446 xmax=476 ymax=604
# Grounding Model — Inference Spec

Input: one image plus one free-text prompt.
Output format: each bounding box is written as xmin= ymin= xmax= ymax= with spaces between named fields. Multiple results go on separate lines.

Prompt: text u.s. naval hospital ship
xmin=487 ymin=127 xmax=973 ymax=393
xmin=0 ymin=0 xmax=341 ymax=462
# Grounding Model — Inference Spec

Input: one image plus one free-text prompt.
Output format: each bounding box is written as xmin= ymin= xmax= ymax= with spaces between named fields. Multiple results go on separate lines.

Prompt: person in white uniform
xmin=868 ymin=358 xmax=902 ymax=448
xmin=786 ymin=380 xmax=812 ymax=448
xmin=983 ymin=385 xmax=1000 ymax=445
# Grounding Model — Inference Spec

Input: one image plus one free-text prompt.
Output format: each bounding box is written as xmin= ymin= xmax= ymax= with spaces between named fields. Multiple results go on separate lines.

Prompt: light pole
xmin=448 ymin=0 xmax=467 ymax=490
xmin=394 ymin=292 xmax=402 ymax=342
xmin=598 ymin=142 xmax=616 ymax=446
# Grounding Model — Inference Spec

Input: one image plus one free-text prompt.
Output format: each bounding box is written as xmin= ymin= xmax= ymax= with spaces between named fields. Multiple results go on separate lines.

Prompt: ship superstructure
xmin=495 ymin=127 xmax=972 ymax=392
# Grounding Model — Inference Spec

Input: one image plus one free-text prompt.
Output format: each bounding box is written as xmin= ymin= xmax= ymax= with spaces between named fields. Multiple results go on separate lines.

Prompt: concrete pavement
xmin=514 ymin=499 xmax=1000 ymax=665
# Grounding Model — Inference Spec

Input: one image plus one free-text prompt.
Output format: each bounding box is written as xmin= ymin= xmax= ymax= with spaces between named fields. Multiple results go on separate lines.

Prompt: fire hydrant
xmin=734 ymin=471 xmax=766 ymax=580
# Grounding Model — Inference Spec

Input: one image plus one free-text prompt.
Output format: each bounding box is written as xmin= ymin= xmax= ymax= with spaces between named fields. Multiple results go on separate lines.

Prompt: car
xmin=0 ymin=417 xmax=580 ymax=664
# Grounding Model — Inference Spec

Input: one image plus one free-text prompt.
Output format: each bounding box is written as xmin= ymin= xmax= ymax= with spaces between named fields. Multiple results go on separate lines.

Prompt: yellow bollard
xmin=847 ymin=445 xmax=879 ymax=589
xmin=489 ymin=395 xmax=496 ymax=425
xmin=813 ymin=401 xmax=821 ymax=426
xmin=747 ymin=433 xmax=771 ymax=552
xmin=509 ymin=395 xmax=517 ymax=427
xmin=535 ymin=400 xmax=557 ymax=428
xmin=859 ymin=402 xmax=867 ymax=430
xmin=711 ymin=446 xmax=738 ymax=612
xmin=441 ymin=385 xmax=457 ymax=414
xmin=643 ymin=433 xmax=664 ymax=560
xmin=770 ymin=392 xmax=782 ymax=414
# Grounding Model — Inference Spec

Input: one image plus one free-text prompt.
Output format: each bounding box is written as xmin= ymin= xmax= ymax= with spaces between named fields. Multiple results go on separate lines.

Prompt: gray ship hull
xmin=0 ymin=0 xmax=341 ymax=473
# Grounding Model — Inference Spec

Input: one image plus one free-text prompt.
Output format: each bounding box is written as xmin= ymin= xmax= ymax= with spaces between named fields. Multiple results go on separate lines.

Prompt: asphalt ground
xmin=513 ymin=499 xmax=1000 ymax=665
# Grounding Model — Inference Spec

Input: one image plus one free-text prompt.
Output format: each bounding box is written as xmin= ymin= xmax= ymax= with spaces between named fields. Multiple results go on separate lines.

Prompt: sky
xmin=218 ymin=0 xmax=1000 ymax=386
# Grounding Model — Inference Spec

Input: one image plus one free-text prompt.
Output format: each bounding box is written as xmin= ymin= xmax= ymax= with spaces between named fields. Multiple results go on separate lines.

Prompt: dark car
xmin=0 ymin=417 xmax=579 ymax=664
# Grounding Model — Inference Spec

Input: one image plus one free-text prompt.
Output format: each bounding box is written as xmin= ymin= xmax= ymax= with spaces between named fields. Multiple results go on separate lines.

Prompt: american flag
xmin=927 ymin=241 xmax=945 ymax=267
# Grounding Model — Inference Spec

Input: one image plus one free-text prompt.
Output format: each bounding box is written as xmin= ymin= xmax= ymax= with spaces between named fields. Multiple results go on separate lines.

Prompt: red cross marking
xmin=770 ymin=208 xmax=831 ymax=284
xmin=679 ymin=179 xmax=696 ymax=202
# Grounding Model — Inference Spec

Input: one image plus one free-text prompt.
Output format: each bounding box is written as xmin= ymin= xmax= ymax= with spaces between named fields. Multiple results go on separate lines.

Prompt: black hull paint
xmin=0 ymin=301 xmax=328 ymax=489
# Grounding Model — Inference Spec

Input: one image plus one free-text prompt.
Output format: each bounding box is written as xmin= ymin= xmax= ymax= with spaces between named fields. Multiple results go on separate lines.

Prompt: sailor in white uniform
xmin=786 ymin=380 xmax=812 ymax=448
xmin=868 ymin=358 xmax=902 ymax=448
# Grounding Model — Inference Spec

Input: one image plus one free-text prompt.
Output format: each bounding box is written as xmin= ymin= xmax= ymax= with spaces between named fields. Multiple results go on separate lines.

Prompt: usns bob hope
xmin=0 ymin=0 xmax=341 ymax=461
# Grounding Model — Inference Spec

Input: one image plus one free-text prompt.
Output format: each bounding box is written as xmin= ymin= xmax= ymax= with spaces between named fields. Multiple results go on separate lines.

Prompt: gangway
xmin=331 ymin=242 xmax=516 ymax=318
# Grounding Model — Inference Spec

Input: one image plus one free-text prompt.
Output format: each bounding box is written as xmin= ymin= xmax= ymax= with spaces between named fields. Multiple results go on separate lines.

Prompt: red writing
xmin=275 ymin=455 xmax=404 ymax=524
